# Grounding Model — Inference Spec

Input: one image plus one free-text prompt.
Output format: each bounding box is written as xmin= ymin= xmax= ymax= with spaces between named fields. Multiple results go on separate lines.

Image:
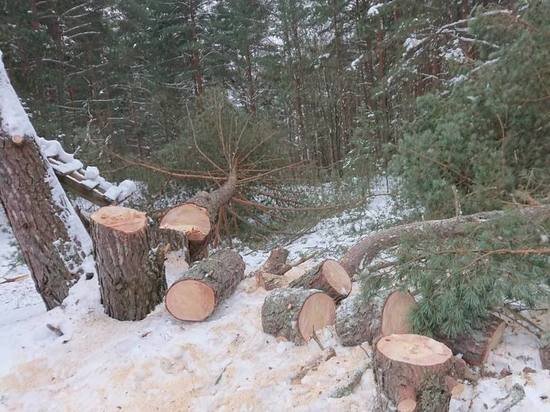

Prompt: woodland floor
xmin=0 ymin=184 xmax=549 ymax=411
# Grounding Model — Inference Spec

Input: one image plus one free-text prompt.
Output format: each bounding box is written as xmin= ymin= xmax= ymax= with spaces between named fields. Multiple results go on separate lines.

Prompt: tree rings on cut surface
xmin=165 ymin=279 xmax=216 ymax=321
xmin=381 ymin=291 xmax=416 ymax=336
xmin=160 ymin=203 xmax=211 ymax=242
xmin=165 ymin=249 xmax=245 ymax=322
xmin=262 ymin=288 xmax=336 ymax=344
xmin=374 ymin=334 xmax=458 ymax=412
xmin=91 ymin=205 xmax=147 ymax=234
xmin=336 ymin=290 xmax=416 ymax=346
xmin=289 ymin=259 xmax=352 ymax=301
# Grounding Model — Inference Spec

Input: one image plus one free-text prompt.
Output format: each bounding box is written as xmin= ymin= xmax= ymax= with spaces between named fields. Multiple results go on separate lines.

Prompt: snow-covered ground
xmin=0 ymin=188 xmax=548 ymax=411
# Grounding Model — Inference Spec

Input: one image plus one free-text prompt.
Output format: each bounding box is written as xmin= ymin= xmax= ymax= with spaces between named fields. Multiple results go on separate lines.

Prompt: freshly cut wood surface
xmin=160 ymin=203 xmax=211 ymax=242
xmin=159 ymin=170 xmax=237 ymax=262
xmin=92 ymin=206 xmax=147 ymax=234
xmin=165 ymin=279 xmax=216 ymax=321
xmin=165 ymin=249 xmax=245 ymax=321
xmin=298 ymin=292 xmax=337 ymax=341
xmin=336 ymin=291 xmax=416 ymax=346
xmin=381 ymin=291 xmax=416 ymax=336
xmin=262 ymin=288 xmax=336 ymax=344
xmin=374 ymin=334 xmax=460 ymax=412
xmin=91 ymin=206 xmax=166 ymax=321
xmin=377 ymin=334 xmax=452 ymax=366
xmin=289 ymin=259 xmax=352 ymax=301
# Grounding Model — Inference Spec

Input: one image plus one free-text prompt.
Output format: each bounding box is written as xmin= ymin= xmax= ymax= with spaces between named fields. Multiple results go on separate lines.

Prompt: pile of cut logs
xmin=252 ymin=247 xmax=509 ymax=411
xmin=89 ymin=194 xmax=547 ymax=412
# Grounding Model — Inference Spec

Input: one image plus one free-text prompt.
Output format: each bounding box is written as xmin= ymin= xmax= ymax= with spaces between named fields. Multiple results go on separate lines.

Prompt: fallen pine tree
xmin=160 ymin=169 xmax=238 ymax=262
xmin=338 ymin=205 xmax=549 ymax=367
xmin=339 ymin=205 xmax=550 ymax=275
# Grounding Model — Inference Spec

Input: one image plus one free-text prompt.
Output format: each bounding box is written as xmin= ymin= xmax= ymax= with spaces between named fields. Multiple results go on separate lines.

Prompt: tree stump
xmin=289 ymin=259 xmax=352 ymax=302
xmin=90 ymin=206 xmax=167 ymax=321
xmin=336 ymin=291 xmax=416 ymax=346
xmin=439 ymin=315 xmax=506 ymax=366
xmin=160 ymin=170 xmax=237 ymax=261
xmin=165 ymin=249 xmax=245 ymax=321
xmin=374 ymin=334 xmax=459 ymax=412
xmin=262 ymin=288 xmax=336 ymax=344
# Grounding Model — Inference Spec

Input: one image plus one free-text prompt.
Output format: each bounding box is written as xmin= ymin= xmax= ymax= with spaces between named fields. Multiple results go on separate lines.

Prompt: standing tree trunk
xmin=165 ymin=249 xmax=245 ymax=321
xmin=160 ymin=169 xmax=237 ymax=262
xmin=0 ymin=55 xmax=93 ymax=310
xmin=90 ymin=206 xmax=167 ymax=321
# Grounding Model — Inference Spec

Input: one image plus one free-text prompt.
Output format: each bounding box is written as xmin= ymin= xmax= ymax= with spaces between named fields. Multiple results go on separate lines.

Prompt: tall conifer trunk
xmin=0 ymin=54 xmax=93 ymax=310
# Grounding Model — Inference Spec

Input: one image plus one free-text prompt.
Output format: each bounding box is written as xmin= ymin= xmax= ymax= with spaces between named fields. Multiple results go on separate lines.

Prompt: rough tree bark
xmin=340 ymin=205 xmax=550 ymax=275
xmin=336 ymin=290 xmax=416 ymax=346
xmin=0 ymin=54 xmax=93 ymax=310
xmin=165 ymin=249 xmax=245 ymax=321
xmin=541 ymin=345 xmax=550 ymax=370
xmin=160 ymin=169 xmax=237 ymax=262
xmin=374 ymin=334 xmax=465 ymax=412
xmin=289 ymin=259 xmax=352 ymax=302
xmin=90 ymin=206 xmax=167 ymax=321
xmin=439 ymin=315 xmax=506 ymax=366
xmin=262 ymin=288 xmax=336 ymax=345
xmin=254 ymin=247 xmax=291 ymax=276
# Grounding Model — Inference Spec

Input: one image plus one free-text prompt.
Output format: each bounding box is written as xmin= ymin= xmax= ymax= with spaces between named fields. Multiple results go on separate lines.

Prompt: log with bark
xmin=439 ymin=315 xmax=506 ymax=366
xmin=90 ymin=206 xmax=167 ymax=321
xmin=262 ymin=288 xmax=336 ymax=344
xmin=289 ymin=259 xmax=352 ymax=302
xmin=541 ymin=345 xmax=550 ymax=370
xmin=339 ymin=205 xmax=550 ymax=275
xmin=256 ymin=263 xmax=308 ymax=291
xmin=253 ymin=247 xmax=291 ymax=289
xmin=160 ymin=169 xmax=237 ymax=262
xmin=374 ymin=334 xmax=464 ymax=412
xmin=165 ymin=249 xmax=245 ymax=321
xmin=254 ymin=247 xmax=291 ymax=276
xmin=0 ymin=56 xmax=93 ymax=310
xmin=336 ymin=290 xmax=416 ymax=346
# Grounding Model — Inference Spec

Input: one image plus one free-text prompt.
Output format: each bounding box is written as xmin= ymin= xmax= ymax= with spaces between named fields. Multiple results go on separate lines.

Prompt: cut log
xmin=374 ymin=334 xmax=459 ymax=412
xmin=541 ymin=345 xmax=550 ymax=370
xmin=256 ymin=264 xmax=308 ymax=290
xmin=0 ymin=57 xmax=93 ymax=310
xmin=339 ymin=206 xmax=550 ymax=275
xmin=439 ymin=315 xmax=506 ymax=366
xmin=261 ymin=288 xmax=336 ymax=344
xmin=165 ymin=249 xmax=245 ymax=321
xmin=336 ymin=291 xmax=416 ymax=346
xmin=160 ymin=170 xmax=237 ymax=262
xmin=256 ymin=247 xmax=291 ymax=276
xmin=90 ymin=206 xmax=167 ymax=321
xmin=289 ymin=259 xmax=352 ymax=302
